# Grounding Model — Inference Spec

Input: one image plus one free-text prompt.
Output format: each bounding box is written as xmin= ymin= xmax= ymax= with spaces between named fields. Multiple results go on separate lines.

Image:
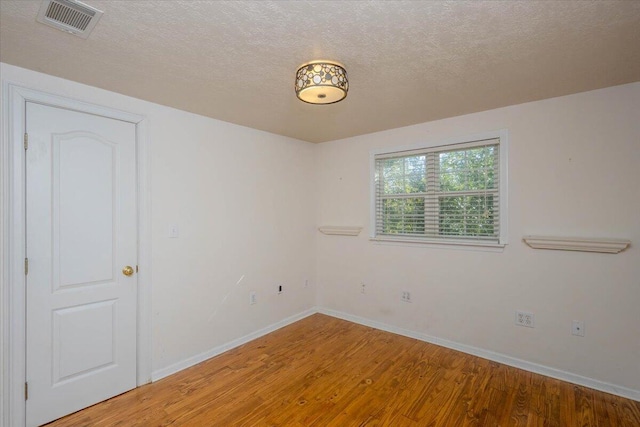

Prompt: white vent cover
xmin=36 ymin=0 xmax=103 ymax=39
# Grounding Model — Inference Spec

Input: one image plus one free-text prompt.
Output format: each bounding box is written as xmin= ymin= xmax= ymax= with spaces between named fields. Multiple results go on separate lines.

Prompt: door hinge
xmin=25 ymin=382 xmax=28 ymax=400
xmin=25 ymin=257 xmax=29 ymax=275
xmin=24 ymin=133 xmax=28 ymax=150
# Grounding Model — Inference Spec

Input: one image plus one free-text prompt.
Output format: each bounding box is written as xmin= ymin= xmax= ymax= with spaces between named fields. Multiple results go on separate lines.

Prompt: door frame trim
xmin=1 ymin=83 xmax=152 ymax=427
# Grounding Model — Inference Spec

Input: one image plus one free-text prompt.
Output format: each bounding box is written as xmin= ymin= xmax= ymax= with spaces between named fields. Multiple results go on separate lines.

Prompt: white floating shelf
xmin=522 ymin=235 xmax=631 ymax=254
xmin=318 ymin=226 xmax=363 ymax=236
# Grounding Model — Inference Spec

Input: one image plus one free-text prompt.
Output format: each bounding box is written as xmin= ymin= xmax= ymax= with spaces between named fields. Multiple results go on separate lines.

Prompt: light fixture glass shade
xmin=295 ymin=61 xmax=348 ymax=104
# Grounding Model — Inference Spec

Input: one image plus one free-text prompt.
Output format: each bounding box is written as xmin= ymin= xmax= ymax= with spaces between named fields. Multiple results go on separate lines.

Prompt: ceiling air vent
xmin=36 ymin=0 xmax=103 ymax=39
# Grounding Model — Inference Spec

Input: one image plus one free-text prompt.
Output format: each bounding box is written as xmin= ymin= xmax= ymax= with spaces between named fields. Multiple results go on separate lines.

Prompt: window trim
xmin=369 ymin=129 xmax=509 ymax=248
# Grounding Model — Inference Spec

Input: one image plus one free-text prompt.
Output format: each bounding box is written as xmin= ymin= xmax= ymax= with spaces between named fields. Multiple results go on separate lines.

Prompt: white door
xmin=26 ymin=102 xmax=138 ymax=427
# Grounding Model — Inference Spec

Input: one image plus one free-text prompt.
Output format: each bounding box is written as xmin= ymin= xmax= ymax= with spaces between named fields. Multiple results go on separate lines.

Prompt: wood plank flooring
xmin=46 ymin=314 xmax=640 ymax=426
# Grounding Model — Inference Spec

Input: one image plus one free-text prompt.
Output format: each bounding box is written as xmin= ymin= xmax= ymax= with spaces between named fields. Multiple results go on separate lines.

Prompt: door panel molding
xmin=1 ymin=83 xmax=152 ymax=427
xmin=51 ymin=130 xmax=117 ymax=291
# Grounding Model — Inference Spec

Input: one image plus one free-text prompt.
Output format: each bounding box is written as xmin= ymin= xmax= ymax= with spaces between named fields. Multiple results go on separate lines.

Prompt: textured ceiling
xmin=1 ymin=1 xmax=639 ymax=143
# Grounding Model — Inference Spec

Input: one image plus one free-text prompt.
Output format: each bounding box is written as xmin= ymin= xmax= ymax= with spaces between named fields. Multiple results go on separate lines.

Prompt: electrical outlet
xmin=361 ymin=282 xmax=366 ymax=294
xmin=572 ymin=320 xmax=585 ymax=337
xmin=401 ymin=291 xmax=411 ymax=303
xmin=515 ymin=310 xmax=534 ymax=328
xmin=249 ymin=291 xmax=257 ymax=305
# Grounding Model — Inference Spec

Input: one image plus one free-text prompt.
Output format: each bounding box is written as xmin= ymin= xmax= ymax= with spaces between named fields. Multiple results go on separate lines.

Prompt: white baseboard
xmin=151 ymin=308 xmax=317 ymax=381
xmin=317 ymin=307 xmax=640 ymax=402
xmin=150 ymin=305 xmax=639 ymax=402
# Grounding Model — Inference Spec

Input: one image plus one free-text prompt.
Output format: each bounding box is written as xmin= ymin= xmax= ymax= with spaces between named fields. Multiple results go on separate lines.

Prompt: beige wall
xmin=315 ymin=82 xmax=640 ymax=391
xmin=148 ymin=102 xmax=317 ymax=372
xmin=149 ymin=105 xmax=318 ymax=372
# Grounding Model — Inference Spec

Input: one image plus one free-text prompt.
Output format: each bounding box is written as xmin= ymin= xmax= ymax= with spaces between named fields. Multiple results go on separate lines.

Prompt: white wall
xmin=1 ymin=63 xmax=318 ymax=375
xmin=3 ymin=61 xmax=638 ymax=397
xmin=315 ymin=82 xmax=640 ymax=392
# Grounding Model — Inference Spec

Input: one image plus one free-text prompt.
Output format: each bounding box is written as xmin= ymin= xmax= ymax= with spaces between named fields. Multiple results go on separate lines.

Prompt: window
xmin=371 ymin=133 xmax=507 ymax=246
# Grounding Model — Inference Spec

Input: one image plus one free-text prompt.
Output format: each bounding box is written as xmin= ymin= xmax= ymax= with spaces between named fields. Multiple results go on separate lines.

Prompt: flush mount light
xmin=295 ymin=61 xmax=348 ymax=104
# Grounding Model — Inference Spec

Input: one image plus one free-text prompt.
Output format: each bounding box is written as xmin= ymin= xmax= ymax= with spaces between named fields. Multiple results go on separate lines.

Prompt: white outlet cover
xmin=572 ymin=320 xmax=585 ymax=337
xmin=515 ymin=310 xmax=535 ymax=328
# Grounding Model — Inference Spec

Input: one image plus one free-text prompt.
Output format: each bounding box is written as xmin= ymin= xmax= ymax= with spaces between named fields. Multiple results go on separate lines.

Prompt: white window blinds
xmin=374 ymin=138 xmax=501 ymax=243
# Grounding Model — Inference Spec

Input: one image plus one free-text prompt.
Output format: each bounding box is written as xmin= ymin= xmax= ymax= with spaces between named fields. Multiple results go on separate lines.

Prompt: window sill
xmin=370 ymin=236 xmax=506 ymax=252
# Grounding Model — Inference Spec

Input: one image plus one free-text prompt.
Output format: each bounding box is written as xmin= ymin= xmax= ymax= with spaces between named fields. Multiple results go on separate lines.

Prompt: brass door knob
xmin=122 ymin=266 xmax=134 ymax=276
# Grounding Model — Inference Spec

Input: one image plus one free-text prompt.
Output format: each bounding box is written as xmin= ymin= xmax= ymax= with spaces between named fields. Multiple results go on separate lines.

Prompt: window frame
xmin=369 ymin=130 xmax=509 ymax=248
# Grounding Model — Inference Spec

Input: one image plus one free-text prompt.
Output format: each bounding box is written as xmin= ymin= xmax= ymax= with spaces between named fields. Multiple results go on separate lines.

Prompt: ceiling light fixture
xmin=295 ymin=61 xmax=348 ymax=104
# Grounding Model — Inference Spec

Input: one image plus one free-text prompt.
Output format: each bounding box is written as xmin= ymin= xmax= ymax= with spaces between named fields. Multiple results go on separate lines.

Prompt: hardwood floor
xmin=46 ymin=314 xmax=640 ymax=426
